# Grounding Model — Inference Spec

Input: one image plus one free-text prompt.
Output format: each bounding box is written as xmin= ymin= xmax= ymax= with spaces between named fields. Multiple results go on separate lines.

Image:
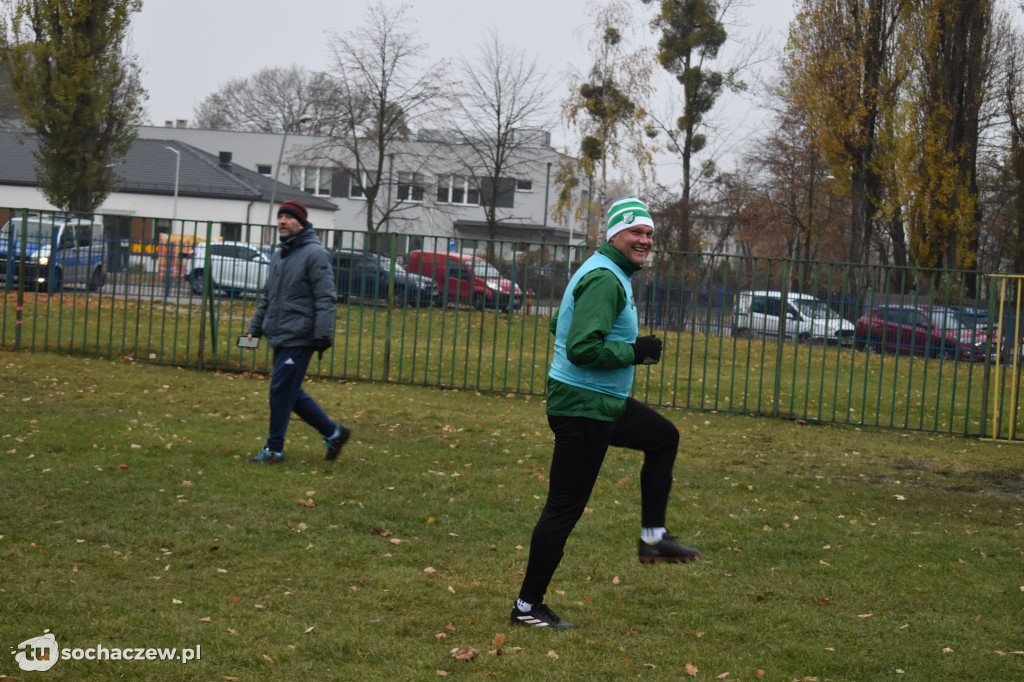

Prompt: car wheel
xmin=88 ymin=266 xmax=104 ymax=292
xmin=190 ymin=270 xmax=205 ymax=295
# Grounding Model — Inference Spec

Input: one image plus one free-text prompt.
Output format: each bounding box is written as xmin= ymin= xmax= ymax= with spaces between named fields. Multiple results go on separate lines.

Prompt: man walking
xmin=245 ymin=199 xmax=350 ymax=464
xmin=510 ymin=196 xmax=700 ymax=630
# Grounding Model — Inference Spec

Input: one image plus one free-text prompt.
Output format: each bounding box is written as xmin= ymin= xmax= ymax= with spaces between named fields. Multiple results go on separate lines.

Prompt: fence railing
xmin=2 ymin=210 xmax=1021 ymax=441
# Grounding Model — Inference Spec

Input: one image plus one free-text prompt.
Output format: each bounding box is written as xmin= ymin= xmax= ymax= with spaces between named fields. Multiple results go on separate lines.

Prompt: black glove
xmin=632 ymin=335 xmax=662 ymax=365
xmin=313 ymin=337 xmax=332 ymax=356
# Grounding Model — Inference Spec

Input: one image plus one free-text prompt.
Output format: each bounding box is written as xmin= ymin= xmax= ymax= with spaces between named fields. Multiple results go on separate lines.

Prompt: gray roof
xmin=0 ymin=129 xmax=335 ymax=211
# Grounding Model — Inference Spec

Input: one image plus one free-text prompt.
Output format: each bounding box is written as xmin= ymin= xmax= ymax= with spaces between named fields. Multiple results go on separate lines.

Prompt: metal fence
xmin=2 ymin=210 xmax=1022 ymax=441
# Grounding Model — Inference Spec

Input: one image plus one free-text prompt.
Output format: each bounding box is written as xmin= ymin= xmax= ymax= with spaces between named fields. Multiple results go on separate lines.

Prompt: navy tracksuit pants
xmin=266 ymin=347 xmax=336 ymax=452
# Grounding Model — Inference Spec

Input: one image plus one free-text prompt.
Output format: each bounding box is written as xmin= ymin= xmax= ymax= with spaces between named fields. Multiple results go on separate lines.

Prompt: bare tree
xmin=321 ymin=1 xmax=450 ymax=246
xmin=558 ymin=0 xmax=656 ymax=243
xmin=451 ymin=30 xmax=554 ymax=256
xmin=192 ymin=65 xmax=338 ymax=135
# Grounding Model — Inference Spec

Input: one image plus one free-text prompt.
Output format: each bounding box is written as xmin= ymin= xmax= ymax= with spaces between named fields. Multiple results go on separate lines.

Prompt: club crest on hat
xmin=623 ymin=211 xmax=635 ymax=224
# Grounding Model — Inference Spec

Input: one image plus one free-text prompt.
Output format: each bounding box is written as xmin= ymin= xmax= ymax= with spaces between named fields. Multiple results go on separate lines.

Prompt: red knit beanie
xmin=277 ymin=199 xmax=309 ymax=227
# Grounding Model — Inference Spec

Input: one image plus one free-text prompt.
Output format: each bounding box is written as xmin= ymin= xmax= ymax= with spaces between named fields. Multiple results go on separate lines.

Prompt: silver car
xmin=186 ymin=241 xmax=271 ymax=296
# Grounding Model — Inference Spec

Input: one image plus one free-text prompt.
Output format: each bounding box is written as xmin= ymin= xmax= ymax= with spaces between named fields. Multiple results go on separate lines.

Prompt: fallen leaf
xmin=492 ymin=633 xmax=506 ymax=645
xmin=686 ymin=662 xmax=698 ymax=676
xmin=858 ymin=614 xmax=873 ymax=619
xmin=305 ymin=626 xmax=315 ymax=633
xmin=547 ymin=650 xmax=559 ymax=659
xmin=451 ymin=647 xmax=478 ymax=661
xmin=372 ymin=527 xmax=391 ymax=537
xmin=263 ymin=654 xmax=274 ymax=663
xmin=717 ymin=673 xmax=730 ymax=680
xmin=424 ymin=567 xmax=437 ymax=574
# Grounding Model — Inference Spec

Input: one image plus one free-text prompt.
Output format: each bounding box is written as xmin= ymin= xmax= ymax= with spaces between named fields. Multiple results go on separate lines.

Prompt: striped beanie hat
xmin=277 ymin=199 xmax=309 ymax=227
xmin=606 ymin=196 xmax=653 ymax=239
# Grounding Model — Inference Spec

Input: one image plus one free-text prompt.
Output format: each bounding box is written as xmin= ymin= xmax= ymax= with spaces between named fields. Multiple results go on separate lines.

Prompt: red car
xmin=854 ymin=306 xmax=993 ymax=362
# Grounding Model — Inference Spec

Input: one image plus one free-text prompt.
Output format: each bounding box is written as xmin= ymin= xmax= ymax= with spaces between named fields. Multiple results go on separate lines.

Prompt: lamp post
xmin=163 ymin=146 xmax=180 ymax=229
xmin=163 ymin=146 xmax=181 ymax=296
xmin=267 ymin=115 xmax=313 ymax=228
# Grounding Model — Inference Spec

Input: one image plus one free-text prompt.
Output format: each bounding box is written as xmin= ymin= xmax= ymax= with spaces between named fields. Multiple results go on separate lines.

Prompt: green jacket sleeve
xmin=563 ymin=268 xmax=635 ymax=369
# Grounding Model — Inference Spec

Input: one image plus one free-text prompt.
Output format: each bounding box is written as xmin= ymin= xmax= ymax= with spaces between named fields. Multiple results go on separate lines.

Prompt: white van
xmin=733 ymin=290 xmax=855 ymax=345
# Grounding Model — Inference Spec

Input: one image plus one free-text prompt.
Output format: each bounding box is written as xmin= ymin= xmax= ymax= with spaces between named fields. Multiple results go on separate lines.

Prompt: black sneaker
xmin=247 ymin=447 xmax=284 ymax=464
xmin=324 ymin=425 xmax=351 ymax=461
xmin=510 ymin=603 xmax=577 ymax=630
xmin=638 ymin=531 xmax=701 ymax=563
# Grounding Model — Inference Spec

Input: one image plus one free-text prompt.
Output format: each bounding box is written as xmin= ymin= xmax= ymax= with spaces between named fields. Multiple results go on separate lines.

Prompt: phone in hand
xmin=237 ymin=335 xmax=260 ymax=349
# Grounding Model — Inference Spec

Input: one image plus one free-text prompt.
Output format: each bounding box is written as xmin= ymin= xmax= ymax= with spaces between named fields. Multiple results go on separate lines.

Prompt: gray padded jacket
xmin=247 ymin=226 xmax=336 ymax=349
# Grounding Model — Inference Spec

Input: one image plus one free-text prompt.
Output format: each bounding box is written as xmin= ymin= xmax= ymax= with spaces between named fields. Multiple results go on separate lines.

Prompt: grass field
xmin=1 ymin=353 xmax=1023 ymax=681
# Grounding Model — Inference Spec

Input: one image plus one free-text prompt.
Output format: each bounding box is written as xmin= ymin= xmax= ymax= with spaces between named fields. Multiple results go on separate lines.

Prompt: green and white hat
xmin=606 ymin=196 xmax=654 ymax=239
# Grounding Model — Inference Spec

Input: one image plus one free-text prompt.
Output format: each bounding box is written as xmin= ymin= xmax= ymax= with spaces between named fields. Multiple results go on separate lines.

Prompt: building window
xmin=437 ymin=175 xmax=479 ymax=205
xmin=398 ymin=172 xmax=426 ymax=202
xmin=347 ymin=171 xmax=375 ymax=200
xmin=222 ymin=223 xmax=243 ymax=241
xmin=516 ymin=178 xmax=533 ymax=192
xmin=257 ymin=164 xmax=272 ymax=176
xmin=289 ymin=166 xmax=333 ymax=197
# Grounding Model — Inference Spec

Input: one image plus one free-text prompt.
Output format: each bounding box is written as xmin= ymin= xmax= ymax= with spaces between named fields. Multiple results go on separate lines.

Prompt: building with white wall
xmin=136 ymin=124 xmax=587 ymax=258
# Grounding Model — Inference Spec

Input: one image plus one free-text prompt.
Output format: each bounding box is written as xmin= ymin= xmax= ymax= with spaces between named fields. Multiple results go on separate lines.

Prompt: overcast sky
xmin=130 ymin=0 xmax=797 ymax=179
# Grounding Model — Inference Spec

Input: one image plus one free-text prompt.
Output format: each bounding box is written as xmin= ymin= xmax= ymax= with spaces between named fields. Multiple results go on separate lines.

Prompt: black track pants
xmin=517 ymin=397 xmax=679 ymax=605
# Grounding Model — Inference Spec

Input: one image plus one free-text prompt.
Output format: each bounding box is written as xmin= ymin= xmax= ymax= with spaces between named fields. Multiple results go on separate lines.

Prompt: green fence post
xmin=13 ymin=208 xmax=28 ymax=351
xmin=773 ymin=262 xmax=790 ymax=417
xmin=197 ymin=221 xmax=216 ymax=369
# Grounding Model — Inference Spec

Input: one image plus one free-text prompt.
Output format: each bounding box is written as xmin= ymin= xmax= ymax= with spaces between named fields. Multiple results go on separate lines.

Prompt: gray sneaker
xmin=247 ymin=448 xmax=284 ymax=465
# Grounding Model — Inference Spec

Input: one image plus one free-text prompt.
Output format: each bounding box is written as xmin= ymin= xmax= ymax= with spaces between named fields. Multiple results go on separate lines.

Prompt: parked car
xmin=186 ymin=241 xmax=271 ymax=296
xmin=948 ymin=304 xmax=1023 ymax=362
xmin=732 ymin=290 xmax=855 ymax=345
xmin=405 ymin=250 xmax=522 ymax=310
xmin=854 ymin=305 xmax=993 ymax=362
xmin=331 ymin=249 xmax=438 ymax=307
xmin=0 ymin=213 xmax=105 ymax=292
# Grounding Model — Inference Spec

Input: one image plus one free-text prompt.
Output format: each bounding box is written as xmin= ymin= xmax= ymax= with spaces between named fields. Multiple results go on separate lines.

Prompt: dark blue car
xmin=331 ymin=249 xmax=438 ymax=307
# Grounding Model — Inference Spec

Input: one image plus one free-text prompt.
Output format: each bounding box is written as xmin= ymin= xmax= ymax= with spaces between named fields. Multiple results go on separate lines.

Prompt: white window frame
xmin=289 ymin=166 xmax=333 ymax=197
xmin=436 ymin=174 xmax=480 ymax=206
xmin=398 ymin=171 xmax=427 ymax=202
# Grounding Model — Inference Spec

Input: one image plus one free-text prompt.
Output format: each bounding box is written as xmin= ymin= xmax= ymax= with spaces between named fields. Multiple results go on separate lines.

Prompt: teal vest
xmin=549 ymin=253 xmax=638 ymax=398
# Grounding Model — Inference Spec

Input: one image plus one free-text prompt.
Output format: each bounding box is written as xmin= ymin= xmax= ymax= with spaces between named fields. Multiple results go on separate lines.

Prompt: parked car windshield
xmin=793 ymin=300 xmax=838 ymax=319
xmin=470 ymin=260 xmax=504 ymax=280
xmin=928 ymin=310 xmax=972 ymax=330
xmin=0 ymin=218 xmax=55 ymax=245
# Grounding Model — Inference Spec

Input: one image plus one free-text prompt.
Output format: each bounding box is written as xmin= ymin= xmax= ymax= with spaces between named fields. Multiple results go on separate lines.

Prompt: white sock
xmin=328 ymin=424 xmax=341 ymax=440
xmin=641 ymin=527 xmax=666 ymax=544
xmin=515 ymin=599 xmax=533 ymax=612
